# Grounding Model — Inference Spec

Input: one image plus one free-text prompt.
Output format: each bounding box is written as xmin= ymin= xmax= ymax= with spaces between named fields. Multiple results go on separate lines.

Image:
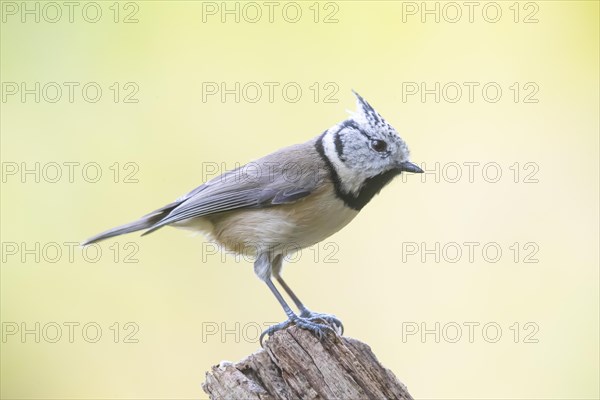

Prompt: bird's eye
xmin=370 ymin=139 xmax=388 ymax=153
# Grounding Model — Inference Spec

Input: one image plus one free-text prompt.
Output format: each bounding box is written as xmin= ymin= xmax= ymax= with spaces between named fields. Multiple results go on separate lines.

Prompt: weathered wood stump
xmin=202 ymin=325 xmax=413 ymax=400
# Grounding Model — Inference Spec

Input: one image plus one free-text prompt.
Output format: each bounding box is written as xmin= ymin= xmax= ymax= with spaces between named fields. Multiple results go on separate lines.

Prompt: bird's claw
xmin=300 ymin=310 xmax=344 ymax=335
xmin=260 ymin=315 xmax=336 ymax=347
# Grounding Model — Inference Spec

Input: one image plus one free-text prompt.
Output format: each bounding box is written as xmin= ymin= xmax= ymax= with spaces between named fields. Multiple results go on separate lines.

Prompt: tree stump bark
xmin=202 ymin=325 xmax=414 ymax=400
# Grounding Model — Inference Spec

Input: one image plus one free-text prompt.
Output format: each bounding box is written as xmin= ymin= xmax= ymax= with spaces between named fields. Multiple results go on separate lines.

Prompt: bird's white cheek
xmin=321 ymin=131 xmax=369 ymax=194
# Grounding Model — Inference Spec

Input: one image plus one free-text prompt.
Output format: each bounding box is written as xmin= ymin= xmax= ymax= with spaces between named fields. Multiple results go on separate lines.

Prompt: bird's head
xmin=318 ymin=91 xmax=423 ymax=207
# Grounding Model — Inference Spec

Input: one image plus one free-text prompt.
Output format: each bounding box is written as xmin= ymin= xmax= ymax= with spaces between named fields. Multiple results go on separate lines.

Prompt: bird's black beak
xmin=398 ymin=161 xmax=424 ymax=173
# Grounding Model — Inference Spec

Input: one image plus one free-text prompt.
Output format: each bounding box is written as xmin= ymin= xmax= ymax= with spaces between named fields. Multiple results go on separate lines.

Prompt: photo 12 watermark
xmin=1 ymin=2 xmax=140 ymax=24
xmin=1 ymin=241 xmax=141 ymax=264
xmin=400 ymin=161 xmax=540 ymax=184
xmin=401 ymin=321 xmax=540 ymax=343
xmin=201 ymin=81 xmax=339 ymax=103
xmin=400 ymin=241 xmax=540 ymax=264
xmin=200 ymin=1 xmax=340 ymax=24
xmin=2 ymin=321 xmax=140 ymax=343
xmin=1 ymin=162 xmax=140 ymax=184
xmin=1 ymin=82 xmax=140 ymax=104
xmin=400 ymin=2 xmax=539 ymax=24
xmin=200 ymin=241 xmax=340 ymax=264
xmin=400 ymin=82 xmax=539 ymax=104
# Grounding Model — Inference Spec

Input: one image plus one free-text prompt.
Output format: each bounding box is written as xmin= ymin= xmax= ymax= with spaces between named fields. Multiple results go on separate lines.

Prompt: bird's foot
xmin=300 ymin=309 xmax=344 ymax=335
xmin=260 ymin=315 xmax=335 ymax=347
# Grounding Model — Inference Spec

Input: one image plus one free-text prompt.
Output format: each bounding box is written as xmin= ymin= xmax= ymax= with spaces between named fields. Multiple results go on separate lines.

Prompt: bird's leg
xmin=256 ymin=254 xmax=334 ymax=346
xmin=275 ymin=275 xmax=344 ymax=335
xmin=260 ymin=278 xmax=334 ymax=346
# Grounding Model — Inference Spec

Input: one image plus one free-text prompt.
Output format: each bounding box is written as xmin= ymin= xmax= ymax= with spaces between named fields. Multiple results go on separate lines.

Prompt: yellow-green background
xmin=1 ymin=1 xmax=598 ymax=398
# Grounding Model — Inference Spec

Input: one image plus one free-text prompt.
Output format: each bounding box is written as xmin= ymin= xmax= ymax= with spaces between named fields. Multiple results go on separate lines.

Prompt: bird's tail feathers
xmin=81 ymin=202 xmax=179 ymax=246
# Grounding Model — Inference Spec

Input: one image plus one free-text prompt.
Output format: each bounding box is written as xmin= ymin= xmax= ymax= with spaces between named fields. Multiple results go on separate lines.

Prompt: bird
xmin=82 ymin=91 xmax=424 ymax=344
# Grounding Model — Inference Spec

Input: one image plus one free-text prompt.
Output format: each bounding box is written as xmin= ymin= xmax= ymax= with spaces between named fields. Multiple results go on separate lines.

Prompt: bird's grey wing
xmin=142 ymin=141 xmax=323 ymax=235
